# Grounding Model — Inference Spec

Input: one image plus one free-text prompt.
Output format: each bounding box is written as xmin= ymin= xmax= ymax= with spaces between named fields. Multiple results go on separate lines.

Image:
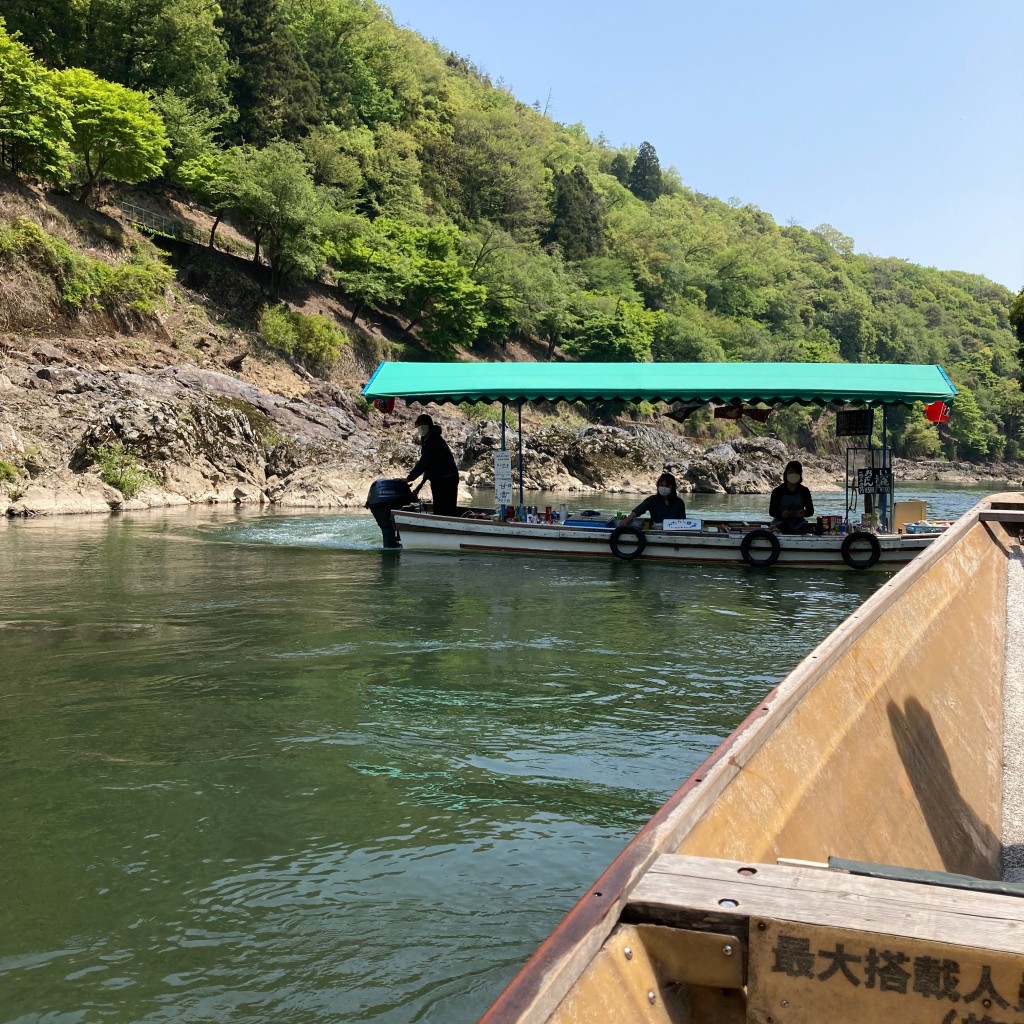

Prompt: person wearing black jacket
xmin=406 ymin=414 xmax=459 ymax=516
xmin=769 ymin=460 xmax=815 ymax=533
xmin=621 ymin=472 xmax=687 ymax=527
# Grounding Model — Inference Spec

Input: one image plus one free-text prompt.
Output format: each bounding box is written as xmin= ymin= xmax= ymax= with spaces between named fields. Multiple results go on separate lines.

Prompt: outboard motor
xmin=365 ymin=478 xmax=415 ymax=548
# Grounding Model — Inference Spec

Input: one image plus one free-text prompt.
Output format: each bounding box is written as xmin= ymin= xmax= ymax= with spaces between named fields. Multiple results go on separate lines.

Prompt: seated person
xmin=621 ymin=472 xmax=686 ymax=528
xmin=769 ymin=460 xmax=814 ymax=533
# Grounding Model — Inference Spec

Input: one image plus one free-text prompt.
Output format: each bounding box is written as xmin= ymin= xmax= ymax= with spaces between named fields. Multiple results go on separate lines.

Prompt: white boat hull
xmin=390 ymin=511 xmax=935 ymax=568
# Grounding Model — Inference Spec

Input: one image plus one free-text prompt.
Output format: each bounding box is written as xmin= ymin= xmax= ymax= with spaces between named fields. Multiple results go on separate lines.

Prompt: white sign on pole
xmin=493 ymin=450 xmax=513 ymax=505
xmin=494 ymin=477 xmax=514 ymax=505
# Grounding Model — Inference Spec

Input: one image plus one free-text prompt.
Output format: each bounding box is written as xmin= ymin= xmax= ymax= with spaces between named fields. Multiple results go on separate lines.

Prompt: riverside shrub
xmin=93 ymin=441 xmax=157 ymax=498
xmin=0 ymin=217 xmax=171 ymax=317
xmin=257 ymin=305 xmax=347 ymax=376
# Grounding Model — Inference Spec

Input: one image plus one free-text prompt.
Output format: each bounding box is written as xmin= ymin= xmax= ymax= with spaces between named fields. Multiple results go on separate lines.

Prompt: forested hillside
xmin=2 ymin=0 xmax=1023 ymax=462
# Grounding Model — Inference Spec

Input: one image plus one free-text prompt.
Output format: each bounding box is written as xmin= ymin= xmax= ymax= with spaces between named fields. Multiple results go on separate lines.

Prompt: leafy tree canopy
xmin=51 ymin=67 xmax=168 ymax=201
xmin=0 ymin=19 xmax=72 ymax=181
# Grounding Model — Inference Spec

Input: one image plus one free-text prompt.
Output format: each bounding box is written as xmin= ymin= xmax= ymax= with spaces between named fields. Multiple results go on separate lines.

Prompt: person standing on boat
xmin=769 ymin=460 xmax=814 ymax=533
xmin=406 ymin=414 xmax=460 ymax=517
xmin=620 ymin=472 xmax=686 ymax=528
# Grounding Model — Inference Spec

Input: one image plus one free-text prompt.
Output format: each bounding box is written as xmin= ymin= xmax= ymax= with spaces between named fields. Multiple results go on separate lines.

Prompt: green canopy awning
xmin=362 ymin=361 xmax=957 ymax=406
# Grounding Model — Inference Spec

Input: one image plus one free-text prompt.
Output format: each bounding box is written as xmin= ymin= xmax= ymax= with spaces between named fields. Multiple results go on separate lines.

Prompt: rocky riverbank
xmin=2 ymin=334 xmax=1021 ymax=518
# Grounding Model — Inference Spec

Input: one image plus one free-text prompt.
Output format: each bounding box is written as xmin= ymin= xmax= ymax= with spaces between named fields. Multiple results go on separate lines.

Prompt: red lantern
xmin=924 ymin=400 xmax=950 ymax=424
xmin=373 ymin=396 xmax=396 ymax=414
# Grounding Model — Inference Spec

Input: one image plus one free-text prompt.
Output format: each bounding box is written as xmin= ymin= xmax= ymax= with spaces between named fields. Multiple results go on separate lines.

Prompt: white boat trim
xmin=391 ymin=510 xmax=934 ymax=569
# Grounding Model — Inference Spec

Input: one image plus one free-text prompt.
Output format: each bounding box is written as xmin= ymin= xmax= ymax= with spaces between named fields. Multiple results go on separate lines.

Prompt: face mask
xmin=417 ymin=425 xmax=429 ymax=439
xmin=657 ymin=486 xmax=671 ymax=497
xmin=787 ymin=473 xmax=800 ymax=484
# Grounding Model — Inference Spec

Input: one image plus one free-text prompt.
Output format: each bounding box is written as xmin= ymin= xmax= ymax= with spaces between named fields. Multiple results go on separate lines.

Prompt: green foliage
xmin=3 ymin=0 xmax=1021 ymax=461
xmin=459 ymin=401 xmax=502 ymax=422
xmin=281 ymin=0 xmax=405 ymax=129
xmin=50 ymin=67 xmax=169 ymax=201
xmin=4 ymin=0 xmax=232 ymax=117
xmin=627 ymin=141 xmax=662 ymax=202
xmin=945 ymin=384 xmax=1002 ymax=460
xmin=214 ymin=142 xmax=328 ymax=292
xmin=544 ymin=165 xmax=605 ymax=261
xmin=257 ymin=305 xmax=348 ymax=375
xmin=0 ymin=19 xmax=72 ymax=182
xmin=151 ymin=90 xmax=226 ymax=178
xmin=93 ymin=441 xmax=158 ymax=498
xmin=327 ymin=217 xmax=486 ymax=353
xmin=608 ymin=152 xmax=630 ymax=185
xmin=1011 ymin=288 xmax=1024 ymax=389
xmin=0 ymin=217 xmax=172 ymax=316
xmin=0 ymin=459 xmax=19 ymax=484
xmin=218 ymin=0 xmax=323 ymax=144
xmin=898 ymin=405 xmax=943 ymax=458
xmin=562 ymin=293 xmax=662 ymax=362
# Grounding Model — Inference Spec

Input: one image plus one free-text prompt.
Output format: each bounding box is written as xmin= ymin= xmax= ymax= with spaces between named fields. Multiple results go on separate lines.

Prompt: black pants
xmin=429 ymin=475 xmax=459 ymax=517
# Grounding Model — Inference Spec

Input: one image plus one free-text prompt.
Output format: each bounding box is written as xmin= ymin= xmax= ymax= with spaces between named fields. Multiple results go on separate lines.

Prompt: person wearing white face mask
xmin=620 ymin=472 xmax=686 ymax=528
xmin=406 ymin=413 xmax=460 ymax=516
xmin=768 ymin=459 xmax=815 ymax=533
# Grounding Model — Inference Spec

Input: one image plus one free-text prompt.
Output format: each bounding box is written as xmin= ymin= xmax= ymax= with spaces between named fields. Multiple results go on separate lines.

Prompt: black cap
xmin=414 ymin=414 xmax=433 ymax=427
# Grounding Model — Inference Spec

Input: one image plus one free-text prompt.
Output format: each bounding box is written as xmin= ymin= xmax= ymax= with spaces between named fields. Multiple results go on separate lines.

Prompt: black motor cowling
xmin=365 ymin=478 xmax=416 ymax=548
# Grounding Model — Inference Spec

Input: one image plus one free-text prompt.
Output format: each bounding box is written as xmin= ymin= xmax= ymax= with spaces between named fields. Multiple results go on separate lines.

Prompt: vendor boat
xmin=363 ymin=361 xmax=959 ymax=570
xmin=475 ymin=490 xmax=1024 ymax=1024
xmin=386 ymin=506 xmax=933 ymax=569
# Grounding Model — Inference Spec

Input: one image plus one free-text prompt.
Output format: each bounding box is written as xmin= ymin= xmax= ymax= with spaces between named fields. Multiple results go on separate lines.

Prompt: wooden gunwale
xmin=477 ymin=493 xmax=1021 ymax=1024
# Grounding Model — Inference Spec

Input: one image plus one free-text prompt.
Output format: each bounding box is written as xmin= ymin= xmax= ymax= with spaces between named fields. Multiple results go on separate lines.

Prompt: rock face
xmin=3 ymin=339 xmax=1019 ymax=517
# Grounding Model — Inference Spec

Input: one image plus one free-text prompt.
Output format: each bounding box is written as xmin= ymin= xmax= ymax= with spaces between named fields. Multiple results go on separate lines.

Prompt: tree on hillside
xmin=325 ymin=215 xmax=406 ymax=324
xmin=627 ymin=141 xmax=662 ymax=202
xmin=182 ymin=141 xmax=328 ymax=293
xmin=51 ymin=68 xmax=168 ymax=202
xmin=4 ymin=0 xmax=233 ymax=118
xmin=543 ymin=165 xmax=605 ymax=261
xmin=281 ymin=0 xmax=405 ymax=130
xmin=0 ymin=20 xmax=72 ymax=182
xmin=151 ymin=91 xmax=226 ymax=179
xmin=563 ymin=293 xmax=661 ymax=362
xmin=945 ymin=383 xmax=1000 ymax=460
xmin=441 ymin=102 xmax=550 ymax=237
xmin=813 ymin=223 xmax=855 ymax=256
xmin=300 ymin=124 xmax=364 ymax=197
xmin=1010 ymin=288 xmax=1024 ymax=389
xmin=1 ymin=0 xmax=82 ymax=69
xmin=176 ymin=150 xmax=242 ymax=248
xmin=608 ymin=152 xmax=630 ymax=186
xmin=217 ymin=0 xmax=322 ymax=145
xmin=389 ymin=222 xmax=487 ymax=354
xmin=225 ymin=142 xmax=327 ymax=293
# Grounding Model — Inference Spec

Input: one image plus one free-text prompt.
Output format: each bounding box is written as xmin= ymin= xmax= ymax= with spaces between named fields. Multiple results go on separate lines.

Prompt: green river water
xmin=0 ymin=485 xmax=995 ymax=1024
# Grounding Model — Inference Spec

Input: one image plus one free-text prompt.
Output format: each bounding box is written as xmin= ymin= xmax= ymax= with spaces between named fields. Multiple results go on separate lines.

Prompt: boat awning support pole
xmin=882 ymin=405 xmax=891 ymax=532
xmin=500 ymin=401 xmax=507 ymax=451
xmin=517 ymin=400 xmax=525 ymax=507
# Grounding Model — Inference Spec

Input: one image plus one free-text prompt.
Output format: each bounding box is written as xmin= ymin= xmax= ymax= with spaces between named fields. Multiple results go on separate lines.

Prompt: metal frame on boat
xmin=475 ymin=491 xmax=1024 ymax=1024
xmin=362 ymin=361 xmax=959 ymax=570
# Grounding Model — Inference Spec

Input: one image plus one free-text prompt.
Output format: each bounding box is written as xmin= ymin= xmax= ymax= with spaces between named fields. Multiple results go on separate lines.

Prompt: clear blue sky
xmin=384 ymin=0 xmax=1023 ymax=291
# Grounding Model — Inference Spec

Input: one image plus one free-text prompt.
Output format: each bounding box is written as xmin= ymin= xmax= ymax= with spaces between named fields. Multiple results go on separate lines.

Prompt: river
xmin=0 ymin=484 xmax=999 ymax=1023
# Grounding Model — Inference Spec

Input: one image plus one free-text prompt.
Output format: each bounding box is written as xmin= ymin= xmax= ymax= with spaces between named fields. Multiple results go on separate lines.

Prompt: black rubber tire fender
xmin=740 ymin=528 xmax=781 ymax=567
xmin=609 ymin=524 xmax=647 ymax=560
xmin=841 ymin=531 xmax=881 ymax=570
